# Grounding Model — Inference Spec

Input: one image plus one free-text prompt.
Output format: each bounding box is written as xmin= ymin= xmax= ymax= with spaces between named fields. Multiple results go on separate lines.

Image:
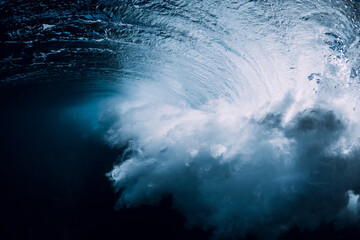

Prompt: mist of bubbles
xmin=105 ymin=0 xmax=360 ymax=238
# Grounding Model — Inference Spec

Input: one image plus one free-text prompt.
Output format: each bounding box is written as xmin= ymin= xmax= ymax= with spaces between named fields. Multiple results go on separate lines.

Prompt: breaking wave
xmin=103 ymin=0 xmax=360 ymax=239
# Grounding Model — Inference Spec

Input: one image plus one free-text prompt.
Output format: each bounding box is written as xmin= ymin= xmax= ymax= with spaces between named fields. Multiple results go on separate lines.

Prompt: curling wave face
xmin=102 ymin=0 xmax=360 ymax=238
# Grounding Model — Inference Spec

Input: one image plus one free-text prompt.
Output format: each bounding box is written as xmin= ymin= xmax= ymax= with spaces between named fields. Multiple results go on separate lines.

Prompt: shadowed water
xmin=1 ymin=0 xmax=360 ymax=239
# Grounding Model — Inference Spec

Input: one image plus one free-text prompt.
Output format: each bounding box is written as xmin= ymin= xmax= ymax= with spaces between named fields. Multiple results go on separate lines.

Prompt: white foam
xmin=104 ymin=0 xmax=360 ymax=238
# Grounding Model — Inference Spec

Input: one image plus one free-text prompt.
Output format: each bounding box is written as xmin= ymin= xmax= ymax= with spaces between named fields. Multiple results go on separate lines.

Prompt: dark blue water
xmin=0 ymin=86 xmax=214 ymax=239
xmin=1 ymin=1 xmax=360 ymax=239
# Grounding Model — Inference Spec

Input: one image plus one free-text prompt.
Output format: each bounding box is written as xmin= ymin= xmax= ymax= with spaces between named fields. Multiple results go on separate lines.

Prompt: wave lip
xmin=105 ymin=0 xmax=360 ymax=239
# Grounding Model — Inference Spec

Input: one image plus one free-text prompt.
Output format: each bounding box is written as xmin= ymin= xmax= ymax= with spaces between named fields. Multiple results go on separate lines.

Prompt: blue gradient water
xmin=1 ymin=0 xmax=360 ymax=239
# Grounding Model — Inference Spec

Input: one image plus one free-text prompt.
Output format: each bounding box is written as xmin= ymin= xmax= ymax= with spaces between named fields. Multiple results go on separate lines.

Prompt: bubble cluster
xmin=105 ymin=0 xmax=360 ymax=238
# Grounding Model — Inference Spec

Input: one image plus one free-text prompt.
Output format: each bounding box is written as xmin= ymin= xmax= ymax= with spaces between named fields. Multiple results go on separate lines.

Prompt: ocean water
xmin=1 ymin=0 xmax=360 ymax=239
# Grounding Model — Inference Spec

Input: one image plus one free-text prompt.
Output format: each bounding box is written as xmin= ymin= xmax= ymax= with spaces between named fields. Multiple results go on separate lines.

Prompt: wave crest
xmin=105 ymin=0 xmax=360 ymax=238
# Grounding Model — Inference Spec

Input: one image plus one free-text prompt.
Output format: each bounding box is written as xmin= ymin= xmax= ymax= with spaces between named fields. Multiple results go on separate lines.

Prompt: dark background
xmin=0 ymin=85 xmax=213 ymax=240
xmin=1 ymin=0 xmax=360 ymax=239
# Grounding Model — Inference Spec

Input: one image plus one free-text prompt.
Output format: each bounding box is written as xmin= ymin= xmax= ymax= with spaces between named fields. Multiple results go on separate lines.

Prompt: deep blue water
xmin=1 ymin=1 xmax=360 ymax=239
xmin=0 ymin=86 xmax=214 ymax=239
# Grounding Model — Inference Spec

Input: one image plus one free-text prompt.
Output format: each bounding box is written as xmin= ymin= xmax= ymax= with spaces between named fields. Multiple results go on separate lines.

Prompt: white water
xmin=105 ymin=0 xmax=360 ymax=238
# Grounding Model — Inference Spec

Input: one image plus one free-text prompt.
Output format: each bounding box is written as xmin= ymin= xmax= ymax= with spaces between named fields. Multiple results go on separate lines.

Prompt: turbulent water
xmin=2 ymin=0 xmax=360 ymax=239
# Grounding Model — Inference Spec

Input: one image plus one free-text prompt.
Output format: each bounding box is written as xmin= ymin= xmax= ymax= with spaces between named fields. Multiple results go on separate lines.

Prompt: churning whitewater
xmin=105 ymin=0 xmax=360 ymax=239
